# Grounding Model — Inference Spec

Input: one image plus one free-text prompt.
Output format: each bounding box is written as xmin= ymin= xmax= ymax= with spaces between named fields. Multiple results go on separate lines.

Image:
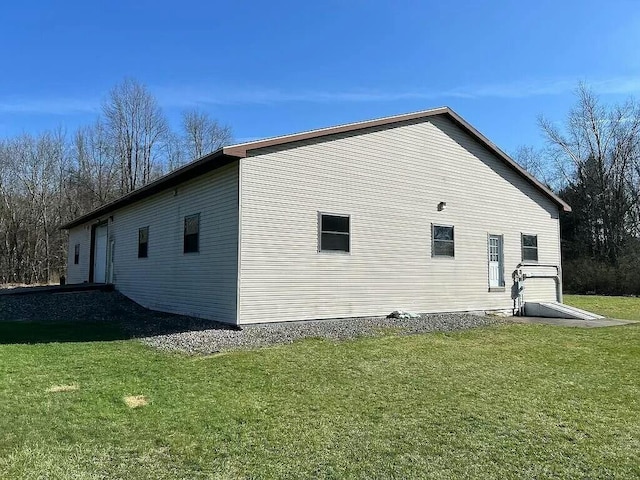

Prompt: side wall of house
xmin=67 ymin=162 xmax=239 ymax=323
xmin=66 ymin=225 xmax=92 ymax=284
xmin=238 ymin=116 xmax=561 ymax=324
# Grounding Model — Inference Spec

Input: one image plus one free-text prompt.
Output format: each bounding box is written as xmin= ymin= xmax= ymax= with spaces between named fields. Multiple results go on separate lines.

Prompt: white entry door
xmin=94 ymin=224 xmax=108 ymax=283
xmin=488 ymin=235 xmax=503 ymax=288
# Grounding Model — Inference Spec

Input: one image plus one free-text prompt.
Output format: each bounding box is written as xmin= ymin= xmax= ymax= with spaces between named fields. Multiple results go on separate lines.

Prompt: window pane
xmin=185 ymin=214 xmax=199 ymax=235
xmin=138 ymin=227 xmax=149 ymax=258
xmin=432 ymin=225 xmax=454 ymax=258
xmin=139 ymin=227 xmax=148 ymax=243
xmin=322 ymin=215 xmax=349 ymax=233
xmin=523 ymin=247 xmax=538 ymax=262
xmin=433 ymin=241 xmax=454 ymax=257
xmin=184 ymin=233 xmax=199 ymax=253
xmin=321 ymin=232 xmax=350 ymax=252
xmin=522 ymin=234 xmax=538 ymax=262
xmin=184 ymin=215 xmax=200 ymax=253
xmin=522 ymin=235 xmax=537 ymax=248
xmin=433 ymin=225 xmax=454 ymax=241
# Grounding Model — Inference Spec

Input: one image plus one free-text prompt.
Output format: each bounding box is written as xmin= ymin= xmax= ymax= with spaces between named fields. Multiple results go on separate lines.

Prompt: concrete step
xmin=524 ymin=301 xmax=605 ymax=320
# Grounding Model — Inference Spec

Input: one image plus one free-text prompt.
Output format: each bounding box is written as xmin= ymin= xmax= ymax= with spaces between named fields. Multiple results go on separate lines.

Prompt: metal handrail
xmin=515 ymin=262 xmax=559 ymax=272
xmin=512 ymin=263 xmax=562 ymax=315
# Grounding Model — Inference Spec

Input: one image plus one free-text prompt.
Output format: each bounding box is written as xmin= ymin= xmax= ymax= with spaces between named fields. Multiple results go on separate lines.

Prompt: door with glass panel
xmin=488 ymin=234 xmax=504 ymax=288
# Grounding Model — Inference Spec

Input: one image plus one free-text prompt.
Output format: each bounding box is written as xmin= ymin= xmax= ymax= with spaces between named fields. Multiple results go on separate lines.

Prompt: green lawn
xmin=565 ymin=294 xmax=640 ymax=321
xmin=1 ymin=322 xmax=639 ymax=479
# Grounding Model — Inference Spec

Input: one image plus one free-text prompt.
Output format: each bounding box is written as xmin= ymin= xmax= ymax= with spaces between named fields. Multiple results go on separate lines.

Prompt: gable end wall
xmin=238 ymin=116 xmax=561 ymax=323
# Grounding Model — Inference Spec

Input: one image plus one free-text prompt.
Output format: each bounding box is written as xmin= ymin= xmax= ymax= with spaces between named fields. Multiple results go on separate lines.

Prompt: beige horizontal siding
xmin=112 ymin=162 xmax=239 ymax=323
xmin=238 ymin=116 xmax=560 ymax=324
xmin=67 ymin=162 xmax=239 ymax=323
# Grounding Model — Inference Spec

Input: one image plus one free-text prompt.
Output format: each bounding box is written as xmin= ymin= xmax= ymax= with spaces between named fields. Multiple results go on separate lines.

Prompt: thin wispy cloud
xmin=154 ymin=76 xmax=640 ymax=107
xmin=2 ymin=76 xmax=640 ymax=116
xmin=153 ymin=86 xmax=441 ymax=107
xmin=0 ymin=97 xmax=99 ymax=115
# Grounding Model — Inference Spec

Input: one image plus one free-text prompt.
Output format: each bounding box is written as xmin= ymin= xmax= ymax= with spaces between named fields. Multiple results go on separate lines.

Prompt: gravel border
xmin=0 ymin=290 xmax=506 ymax=355
xmin=139 ymin=312 xmax=505 ymax=355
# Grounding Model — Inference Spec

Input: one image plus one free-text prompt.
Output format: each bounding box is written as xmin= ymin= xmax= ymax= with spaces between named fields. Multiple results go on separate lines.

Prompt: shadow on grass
xmin=0 ymin=321 xmax=131 ymax=344
xmin=0 ymin=318 xmax=236 ymax=345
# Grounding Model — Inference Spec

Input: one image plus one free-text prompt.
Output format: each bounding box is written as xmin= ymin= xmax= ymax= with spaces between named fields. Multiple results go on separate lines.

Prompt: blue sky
xmin=1 ymin=0 xmax=639 ymax=154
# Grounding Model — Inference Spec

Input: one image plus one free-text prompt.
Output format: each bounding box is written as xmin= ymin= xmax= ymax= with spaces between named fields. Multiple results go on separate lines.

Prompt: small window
xmin=184 ymin=214 xmax=200 ymax=253
xmin=319 ymin=213 xmax=350 ymax=252
xmin=522 ymin=234 xmax=538 ymax=262
xmin=432 ymin=225 xmax=454 ymax=257
xmin=138 ymin=227 xmax=149 ymax=258
xmin=74 ymin=244 xmax=80 ymax=265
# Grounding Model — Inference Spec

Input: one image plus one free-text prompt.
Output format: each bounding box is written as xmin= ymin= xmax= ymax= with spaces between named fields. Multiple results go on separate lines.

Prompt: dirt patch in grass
xmin=124 ymin=395 xmax=149 ymax=408
xmin=46 ymin=384 xmax=79 ymax=393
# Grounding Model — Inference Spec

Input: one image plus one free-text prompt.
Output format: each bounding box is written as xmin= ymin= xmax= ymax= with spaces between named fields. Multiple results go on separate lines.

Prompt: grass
xmin=565 ymin=294 xmax=640 ymax=321
xmin=0 ymin=322 xmax=639 ymax=479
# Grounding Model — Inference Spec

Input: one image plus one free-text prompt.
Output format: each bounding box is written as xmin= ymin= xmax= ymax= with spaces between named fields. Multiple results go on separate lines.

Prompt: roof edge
xmin=223 ymin=106 xmax=450 ymax=158
xmin=61 ymin=149 xmax=238 ymax=229
xmin=63 ymin=106 xmax=570 ymax=230
xmin=442 ymin=108 xmax=571 ymax=212
xmin=224 ymin=106 xmax=570 ymax=213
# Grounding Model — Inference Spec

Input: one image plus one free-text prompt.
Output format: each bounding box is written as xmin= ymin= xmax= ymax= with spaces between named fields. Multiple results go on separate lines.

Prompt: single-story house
xmin=62 ymin=107 xmax=571 ymax=325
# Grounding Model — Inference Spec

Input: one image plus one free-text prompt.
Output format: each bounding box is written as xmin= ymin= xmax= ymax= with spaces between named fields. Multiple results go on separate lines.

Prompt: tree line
xmin=516 ymin=84 xmax=640 ymax=295
xmin=0 ymin=78 xmax=232 ymax=285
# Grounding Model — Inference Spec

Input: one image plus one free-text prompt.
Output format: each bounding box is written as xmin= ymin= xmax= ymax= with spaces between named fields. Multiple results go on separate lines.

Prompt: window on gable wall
xmin=74 ymin=244 xmax=80 ymax=264
xmin=432 ymin=225 xmax=455 ymax=257
xmin=319 ymin=213 xmax=350 ymax=252
xmin=521 ymin=234 xmax=538 ymax=262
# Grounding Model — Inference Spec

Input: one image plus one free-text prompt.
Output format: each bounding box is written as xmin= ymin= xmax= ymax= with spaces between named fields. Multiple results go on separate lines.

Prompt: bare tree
xmin=165 ymin=131 xmax=187 ymax=172
xmin=0 ymin=131 xmax=68 ymax=283
xmin=103 ymin=78 xmax=169 ymax=193
xmin=0 ymin=77 xmax=234 ymax=286
xmin=539 ymin=83 xmax=640 ymax=272
xmin=182 ymin=109 xmax=232 ymax=161
xmin=512 ymin=145 xmax=556 ymax=187
xmin=70 ymin=120 xmax=118 ymax=212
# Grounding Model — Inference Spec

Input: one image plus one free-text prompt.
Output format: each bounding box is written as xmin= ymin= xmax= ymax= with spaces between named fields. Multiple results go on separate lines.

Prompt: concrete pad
xmin=510 ymin=316 xmax=635 ymax=328
xmin=524 ymin=302 xmax=604 ymax=320
xmin=0 ymin=283 xmax=113 ymax=296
